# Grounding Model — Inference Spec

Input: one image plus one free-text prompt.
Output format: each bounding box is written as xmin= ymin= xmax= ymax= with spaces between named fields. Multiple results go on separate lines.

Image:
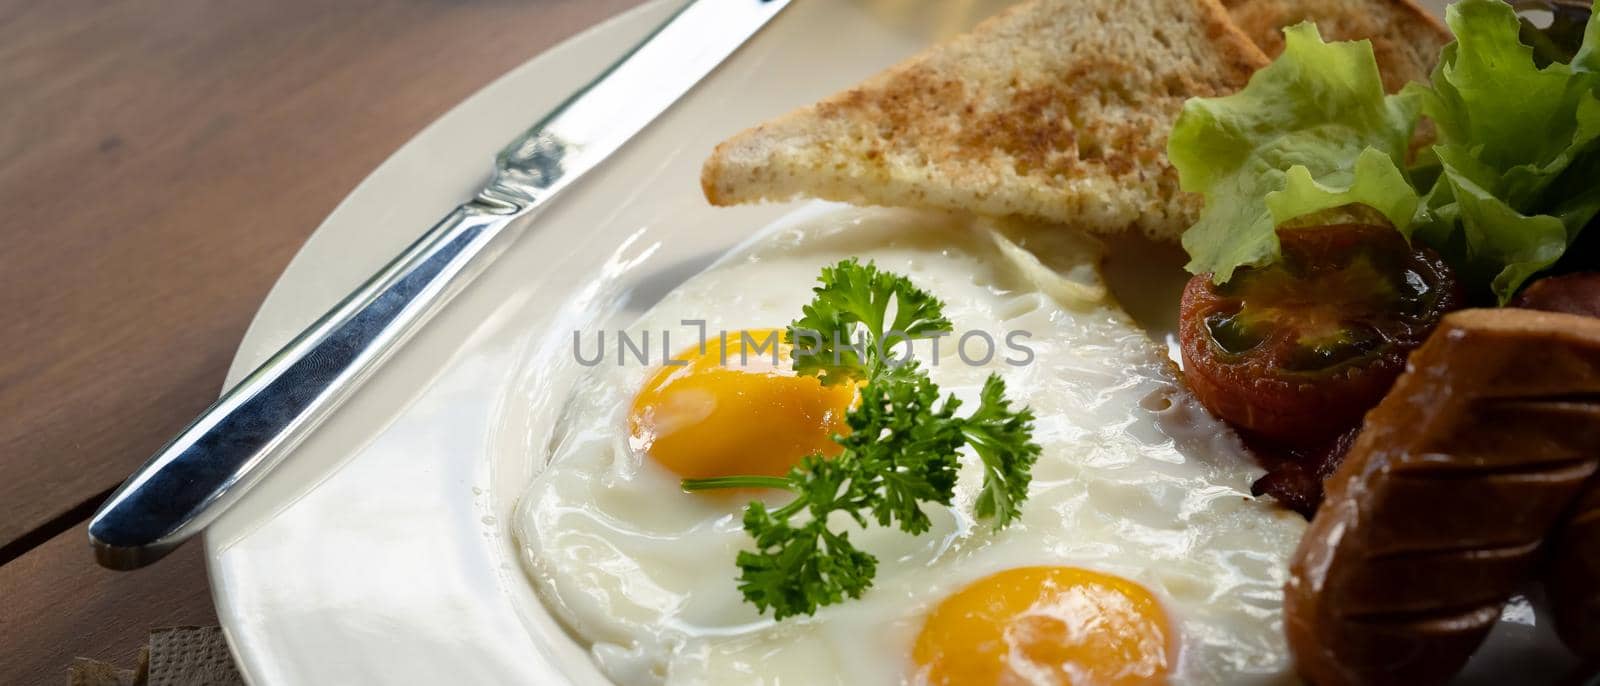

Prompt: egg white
xmin=514 ymin=206 xmax=1306 ymax=685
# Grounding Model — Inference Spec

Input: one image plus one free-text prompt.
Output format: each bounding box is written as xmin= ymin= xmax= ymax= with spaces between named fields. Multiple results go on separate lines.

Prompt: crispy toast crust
xmin=701 ymin=0 xmax=1269 ymax=242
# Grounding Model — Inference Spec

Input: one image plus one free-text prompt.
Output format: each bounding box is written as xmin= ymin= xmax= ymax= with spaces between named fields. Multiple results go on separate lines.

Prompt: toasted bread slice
xmin=701 ymin=0 xmax=1268 ymax=242
xmin=1223 ymin=0 xmax=1451 ymax=92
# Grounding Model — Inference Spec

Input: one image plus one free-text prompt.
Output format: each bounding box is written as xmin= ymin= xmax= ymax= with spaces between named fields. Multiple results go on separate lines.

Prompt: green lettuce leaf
xmin=1576 ymin=1 xmax=1600 ymax=71
xmin=1410 ymin=0 xmax=1600 ymax=302
xmin=1169 ymin=23 xmax=1418 ymax=283
xmin=1417 ymin=1 xmax=1589 ymax=170
xmin=1266 ymin=148 xmax=1420 ymax=239
xmin=1172 ymin=0 xmax=1600 ymax=303
xmin=1436 ymin=160 xmax=1570 ymax=297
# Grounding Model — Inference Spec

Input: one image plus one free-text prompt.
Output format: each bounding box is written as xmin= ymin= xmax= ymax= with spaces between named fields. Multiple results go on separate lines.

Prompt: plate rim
xmin=199 ymin=1 xmax=1565 ymax=683
xmin=205 ymin=2 xmax=675 ymax=682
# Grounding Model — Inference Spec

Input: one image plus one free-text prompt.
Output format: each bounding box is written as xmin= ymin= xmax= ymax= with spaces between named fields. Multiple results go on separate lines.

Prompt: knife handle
xmin=89 ymin=199 xmax=527 ymax=569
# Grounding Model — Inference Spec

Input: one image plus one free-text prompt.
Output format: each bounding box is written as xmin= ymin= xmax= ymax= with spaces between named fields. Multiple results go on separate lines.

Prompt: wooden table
xmin=0 ymin=1 xmax=645 ymax=682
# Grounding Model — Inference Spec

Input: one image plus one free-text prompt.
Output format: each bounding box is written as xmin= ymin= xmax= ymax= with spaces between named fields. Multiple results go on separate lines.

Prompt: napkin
xmin=69 ymin=626 xmax=242 ymax=686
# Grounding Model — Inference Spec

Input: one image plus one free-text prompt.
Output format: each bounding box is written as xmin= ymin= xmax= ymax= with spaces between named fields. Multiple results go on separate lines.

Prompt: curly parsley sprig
xmin=786 ymin=258 xmax=952 ymax=384
xmin=680 ymin=259 xmax=1041 ymax=620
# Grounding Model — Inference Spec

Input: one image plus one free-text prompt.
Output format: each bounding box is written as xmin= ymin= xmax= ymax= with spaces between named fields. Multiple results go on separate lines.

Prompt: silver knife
xmin=88 ymin=0 xmax=791 ymax=570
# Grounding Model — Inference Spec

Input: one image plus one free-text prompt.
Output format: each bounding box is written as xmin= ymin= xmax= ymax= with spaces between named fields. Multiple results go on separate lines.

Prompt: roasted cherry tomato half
xmin=1180 ymin=218 xmax=1461 ymax=443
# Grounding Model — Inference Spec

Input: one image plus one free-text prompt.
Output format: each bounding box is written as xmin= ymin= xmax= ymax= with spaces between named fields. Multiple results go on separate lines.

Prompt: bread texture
xmin=1223 ymin=0 xmax=1451 ymax=92
xmin=701 ymin=0 xmax=1268 ymax=242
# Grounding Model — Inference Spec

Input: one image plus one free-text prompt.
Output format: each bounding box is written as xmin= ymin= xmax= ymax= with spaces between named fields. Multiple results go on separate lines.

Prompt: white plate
xmin=207 ymin=0 xmax=1576 ymax=684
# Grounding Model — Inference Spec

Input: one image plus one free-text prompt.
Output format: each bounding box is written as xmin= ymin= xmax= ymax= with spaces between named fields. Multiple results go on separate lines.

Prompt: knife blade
xmin=88 ymin=0 xmax=791 ymax=570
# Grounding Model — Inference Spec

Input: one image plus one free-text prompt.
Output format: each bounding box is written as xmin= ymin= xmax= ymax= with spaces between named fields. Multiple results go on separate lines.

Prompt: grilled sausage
xmin=1285 ymin=308 xmax=1600 ymax=686
xmin=1512 ymin=272 xmax=1600 ymax=318
xmin=1515 ymin=272 xmax=1600 ymax=660
xmin=1546 ymin=478 xmax=1600 ymax=659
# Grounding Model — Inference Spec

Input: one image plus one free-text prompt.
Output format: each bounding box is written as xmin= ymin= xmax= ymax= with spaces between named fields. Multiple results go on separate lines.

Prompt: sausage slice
xmin=1546 ymin=477 xmax=1600 ymax=659
xmin=1285 ymin=308 xmax=1600 ymax=686
xmin=1512 ymin=271 xmax=1600 ymax=661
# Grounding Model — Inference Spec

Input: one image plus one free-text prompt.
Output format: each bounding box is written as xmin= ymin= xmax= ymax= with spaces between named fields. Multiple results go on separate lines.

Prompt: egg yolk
xmin=629 ymin=328 xmax=855 ymax=480
xmin=914 ymin=567 xmax=1172 ymax=686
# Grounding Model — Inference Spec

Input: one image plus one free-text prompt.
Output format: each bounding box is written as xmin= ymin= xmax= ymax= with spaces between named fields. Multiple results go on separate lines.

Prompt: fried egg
xmin=514 ymin=206 xmax=1306 ymax=685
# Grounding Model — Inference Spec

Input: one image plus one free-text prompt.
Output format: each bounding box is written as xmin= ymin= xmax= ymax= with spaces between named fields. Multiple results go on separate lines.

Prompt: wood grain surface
xmin=0 ymin=0 xmax=644 ymax=682
xmin=0 ymin=522 xmax=215 ymax=685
